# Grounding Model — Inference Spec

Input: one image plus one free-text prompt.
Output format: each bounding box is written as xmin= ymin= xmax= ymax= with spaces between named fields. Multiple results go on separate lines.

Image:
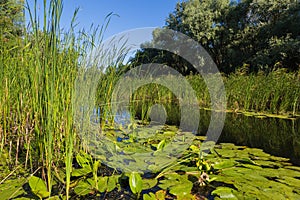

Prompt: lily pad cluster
xmin=0 ymin=126 xmax=300 ymax=199
xmin=207 ymin=143 xmax=300 ymax=199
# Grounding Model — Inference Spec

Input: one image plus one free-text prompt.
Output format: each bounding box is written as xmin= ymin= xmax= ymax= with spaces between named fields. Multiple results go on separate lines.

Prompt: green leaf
xmin=143 ymin=192 xmax=156 ymax=200
xmin=169 ymin=183 xmax=193 ymax=197
xmin=97 ymin=176 xmax=108 ymax=193
xmin=213 ymin=160 xmax=236 ymax=170
xmin=76 ymin=151 xmax=92 ymax=168
xmin=0 ymin=177 xmax=27 ymax=199
xmin=28 ymin=176 xmax=50 ymax=198
xmin=107 ymin=175 xmax=120 ymax=192
xmin=212 ymin=187 xmax=238 ymax=199
xmin=74 ymin=180 xmax=93 ymax=196
xmin=157 ymin=139 xmax=166 ymax=151
xmin=142 ymin=178 xmax=158 ymax=190
xmin=129 ymin=172 xmax=143 ymax=194
xmin=236 ymin=158 xmax=256 ymax=165
xmin=189 ymin=144 xmax=200 ymax=153
xmin=71 ymin=166 xmax=92 ymax=177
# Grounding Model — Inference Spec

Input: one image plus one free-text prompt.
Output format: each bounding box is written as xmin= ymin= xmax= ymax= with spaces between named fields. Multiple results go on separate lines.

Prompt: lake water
xmin=130 ymin=103 xmax=300 ymax=166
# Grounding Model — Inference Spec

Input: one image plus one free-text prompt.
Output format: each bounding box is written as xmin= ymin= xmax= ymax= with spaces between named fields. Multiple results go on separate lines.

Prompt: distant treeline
xmin=127 ymin=0 xmax=300 ymax=75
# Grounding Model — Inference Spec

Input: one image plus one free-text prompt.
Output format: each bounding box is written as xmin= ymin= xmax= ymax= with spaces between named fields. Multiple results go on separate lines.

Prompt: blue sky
xmin=26 ymin=0 xmax=182 ymax=39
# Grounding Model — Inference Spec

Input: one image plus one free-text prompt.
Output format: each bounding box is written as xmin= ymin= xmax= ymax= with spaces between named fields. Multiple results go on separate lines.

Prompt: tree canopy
xmin=129 ymin=0 xmax=300 ymax=75
xmin=0 ymin=0 xmax=24 ymax=41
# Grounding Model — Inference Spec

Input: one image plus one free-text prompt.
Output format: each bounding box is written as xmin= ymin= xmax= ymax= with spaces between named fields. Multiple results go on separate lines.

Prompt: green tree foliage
xmin=129 ymin=0 xmax=300 ymax=74
xmin=0 ymin=0 xmax=24 ymax=41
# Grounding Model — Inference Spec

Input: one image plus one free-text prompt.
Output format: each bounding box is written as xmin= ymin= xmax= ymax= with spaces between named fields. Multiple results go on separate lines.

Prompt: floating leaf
xmin=169 ymin=183 xmax=193 ymax=198
xmin=28 ymin=176 xmax=50 ymax=199
xmin=142 ymin=178 xmax=158 ymax=190
xmin=212 ymin=187 xmax=238 ymax=199
xmin=236 ymin=157 xmax=256 ymax=165
xmin=213 ymin=160 xmax=236 ymax=170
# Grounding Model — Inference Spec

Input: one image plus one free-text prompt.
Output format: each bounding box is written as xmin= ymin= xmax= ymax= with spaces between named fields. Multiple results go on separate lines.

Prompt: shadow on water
xmin=130 ymin=101 xmax=300 ymax=166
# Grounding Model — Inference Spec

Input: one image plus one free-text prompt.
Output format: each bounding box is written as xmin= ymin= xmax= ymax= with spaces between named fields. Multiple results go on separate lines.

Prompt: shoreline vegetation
xmin=0 ymin=0 xmax=300 ymax=199
xmin=96 ymin=70 xmax=300 ymax=123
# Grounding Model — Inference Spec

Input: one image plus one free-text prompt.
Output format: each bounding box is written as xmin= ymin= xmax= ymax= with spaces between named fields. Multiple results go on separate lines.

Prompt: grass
xmin=97 ymin=69 xmax=299 ymax=123
xmin=0 ymin=0 xmax=94 ymax=197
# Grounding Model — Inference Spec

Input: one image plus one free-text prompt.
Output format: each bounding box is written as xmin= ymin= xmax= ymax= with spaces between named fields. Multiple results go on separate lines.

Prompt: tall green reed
xmin=0 ymin=0 xmax=94 ymax=197
xmin=104 ymin=69 xmax=300 ymax=119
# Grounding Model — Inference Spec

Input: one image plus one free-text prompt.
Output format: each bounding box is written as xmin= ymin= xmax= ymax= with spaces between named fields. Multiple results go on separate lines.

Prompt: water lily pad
xmin=211 ymin=187 xmax=238 ymax=199
xmin=142 ymin=178 xmax=158 ymax=190
xmin=213 ymin=160 xmax=237 ymax=170
xmin=277 ymin=176 xmax=300 ymax=187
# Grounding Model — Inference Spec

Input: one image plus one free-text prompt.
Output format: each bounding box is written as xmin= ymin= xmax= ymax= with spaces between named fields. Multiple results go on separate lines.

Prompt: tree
xmin=129 ymin=0 xmax=300 ymax=74
xmin=0 ymin=0 xmax=24 ymax=41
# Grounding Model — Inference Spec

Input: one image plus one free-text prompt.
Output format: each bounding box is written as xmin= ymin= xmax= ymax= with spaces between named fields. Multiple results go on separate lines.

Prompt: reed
xmin=99 ymin=69 xmax=300 ymax=120
xmin=0 ymin=0 xmax=103 ymax=197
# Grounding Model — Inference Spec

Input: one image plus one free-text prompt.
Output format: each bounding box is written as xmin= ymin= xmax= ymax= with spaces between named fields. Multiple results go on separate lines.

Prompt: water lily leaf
xmin=241 ymin=164 xmax=262 ymax=170
xmin=219 ymin=143 xmax=239 ymax=150
xmin=236 ymin=157 xmax=256 ymax=165
xmin=129 ymin=172 xmax=143 ymax=194
xmin=74 ymin=180 xmax=93 ymax=196
xmin=254 ymin=160 xmax=280 ymax=167
xmin=284 ymin=166 xmax=300 ymax=172
xmin=277 ymin=176 xmax=300 ymax=187
xmin=211 ymin=187 xmax=238 ymax=199
xmin=214 ymin=160 xmax=236 ymax=170
xmin=189 ymin=145 xmax=200 ymax=153
xmin=244 ymin=148 xmax=271 ymax=158
xmin=215 ymin=149 xmax=236 ymax=158
xmin=28 ymin=176 xmax=50 ymax=199
xmin=278 ymin=168 xmax=300 ymax=177
xmin=243 ymin=173 xmax=268 ymax=182
xmin=269 ymin=156 xmax=290 ymax=162
xmin=169 ymin=183 xmax=193 ymax=197
xmin=142 ymin=178 xmax=158 ymax=190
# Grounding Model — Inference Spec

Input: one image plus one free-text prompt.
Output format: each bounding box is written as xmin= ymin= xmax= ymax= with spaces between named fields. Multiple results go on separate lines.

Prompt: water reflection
xmin=133 ymin=102 xmax=300 ymax=165
xmin=95 ymin=101 xmax=300 ymax=165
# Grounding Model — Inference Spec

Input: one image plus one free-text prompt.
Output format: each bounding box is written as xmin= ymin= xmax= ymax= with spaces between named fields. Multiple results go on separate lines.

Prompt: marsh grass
xmin=105 ymin=69 xmax=299 ymax=124
xmin=0 ymin=0 xmax=113 ymax=197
